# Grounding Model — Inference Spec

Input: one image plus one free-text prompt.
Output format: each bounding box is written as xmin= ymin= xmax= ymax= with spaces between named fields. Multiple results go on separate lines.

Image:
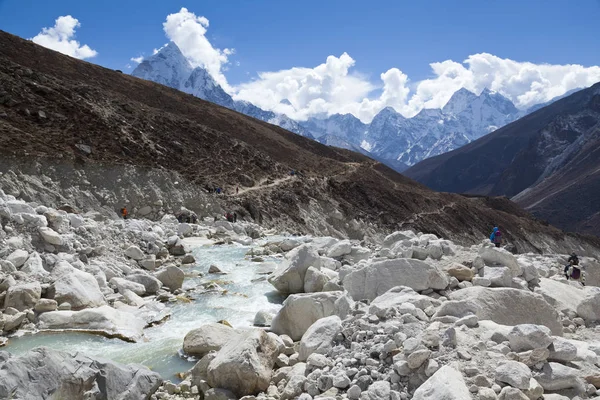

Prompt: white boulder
xmin=154 ymin=266 xmax=184 ymax=290
xmin=412 ymin=365 xmax=471 ymax=399
xmin=479 ymin=247 xmax=522 ymax=277
xmin=53 ymin=262 xmax=106 ymax=310
xmin=38 ymin=227 xmax=63 ymax=246
xmin=37 ymin=305 xmax=146 ymax=342
xmin=207 ymin=329 xmax=280 ymax=396
xmin=271 ymin=291 xmax=353 ymax=341
xmin=183 ymin=323 xmax=238 ymax=357
xmin=326 ymin=240 xmax=352 ymax=258
xmin=6 ymin=249 xmax=29 ymax=268
xmin=449 ymin=287 xmax=563 ymax=335
xmin=507 ymin=324 xmax=553 ymax=352
xmin=268 ymin=244 xmax=321 ymax=294
xmin=298 ymin=315 xmax=342 ymax=361
xmin=4 ymin=282 xmax=41 ymax=311
xmin=343 ymin=259 xmax=448 ymax=301
xmin=496 ymin=361 xmax=532 ymax=390
xmin=304 ymin=267 xmax=329 ymax=293
xmin=124 ymin=246 xmax=145 ymax=261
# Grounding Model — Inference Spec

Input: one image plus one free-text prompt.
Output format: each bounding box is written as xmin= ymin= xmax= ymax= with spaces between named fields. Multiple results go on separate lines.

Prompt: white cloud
xmin=233 ymin=52 xmax=600 ymax=122
xmin=163 ymin=8 xmax=233 ymax=91
xmin=234 ymin=53 xmax=375 ymax=121
xmin=130 ymin=56 xmax=144 ymax=64
xmin=31 ymin=15 xmax=97 ymax=60
xmin=152 ymin=9 xmax=600 ymax=123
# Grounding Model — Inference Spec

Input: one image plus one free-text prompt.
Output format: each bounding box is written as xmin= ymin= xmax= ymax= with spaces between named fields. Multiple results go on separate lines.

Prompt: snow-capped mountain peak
xmin=442 ymin=88 xmax=479 ymax=115
xmin=131 ymin=42 xmax=192 ymax=91
xmin=131 ymin=44 xmax=569 ymax=171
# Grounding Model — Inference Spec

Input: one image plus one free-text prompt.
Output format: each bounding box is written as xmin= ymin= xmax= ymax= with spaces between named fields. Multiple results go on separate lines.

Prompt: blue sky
xmin=1 ymin=0 xmax=599 ymax=121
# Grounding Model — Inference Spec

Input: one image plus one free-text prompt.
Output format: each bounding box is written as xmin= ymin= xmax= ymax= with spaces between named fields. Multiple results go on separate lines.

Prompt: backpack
xmin=493 ymin=230 xmax=502 ymax=243
xmin=571 ymin=266 xmax=581 ymax=280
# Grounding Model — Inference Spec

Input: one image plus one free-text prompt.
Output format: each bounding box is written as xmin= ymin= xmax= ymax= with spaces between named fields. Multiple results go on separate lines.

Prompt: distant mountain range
xmin=405 ymin=82 xmax=600 ymax=235
xmin=132 ymin=42 xmax=577 ymax=172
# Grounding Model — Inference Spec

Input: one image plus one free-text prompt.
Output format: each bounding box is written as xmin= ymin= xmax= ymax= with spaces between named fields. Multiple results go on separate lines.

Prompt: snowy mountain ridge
xmin=131 ymin=42 xmax=560 ymax=169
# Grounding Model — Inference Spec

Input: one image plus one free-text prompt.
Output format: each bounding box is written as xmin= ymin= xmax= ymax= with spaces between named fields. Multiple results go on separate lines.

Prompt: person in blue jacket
xmin=490 ymin=226 xmax=502 ymax=248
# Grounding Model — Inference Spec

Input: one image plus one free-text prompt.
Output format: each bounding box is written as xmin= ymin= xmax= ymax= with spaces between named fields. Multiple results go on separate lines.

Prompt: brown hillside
xmin=1 ymin=30 xmax=599 ymax=255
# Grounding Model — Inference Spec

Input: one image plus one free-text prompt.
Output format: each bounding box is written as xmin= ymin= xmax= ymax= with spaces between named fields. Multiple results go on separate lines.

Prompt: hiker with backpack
xmin=120 ymin=206 xmax=128 ymax=220
xmin=490 ymin=226 xmax=502 ymax=248
xmin=564 ymin=252 xmax=585 ymax=285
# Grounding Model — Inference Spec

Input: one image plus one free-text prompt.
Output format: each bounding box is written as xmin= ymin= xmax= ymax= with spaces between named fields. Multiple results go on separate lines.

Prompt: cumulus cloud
xmin=233 ymin=52 xmax=600 ymax=122
xmin=234 ymin=53 xmax=375 ymax=120
xmin=152 ymin=9 xmax=600 ymax=122
xmin=130 ymin=56 xmax=144 ymax=64
xmin=31 ymin=15 xmax=97 ymax=59
xmin=163 ymin=8 xmax=233 ymax=91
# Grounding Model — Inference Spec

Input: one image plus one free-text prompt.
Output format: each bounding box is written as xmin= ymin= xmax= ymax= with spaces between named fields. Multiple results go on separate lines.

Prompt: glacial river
xmin=3 ymin=238 xmax=287 ymax=381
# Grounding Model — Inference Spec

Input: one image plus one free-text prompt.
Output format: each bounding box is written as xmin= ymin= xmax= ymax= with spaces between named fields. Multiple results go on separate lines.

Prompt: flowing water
xmin=3 ymin=237 xmax=288 ymax=381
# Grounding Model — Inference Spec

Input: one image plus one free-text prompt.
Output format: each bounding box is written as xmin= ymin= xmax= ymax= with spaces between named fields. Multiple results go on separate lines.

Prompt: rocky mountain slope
xmin=1 ymin=30 xmax=599 ymax=254
xmin=131 ymin=43 xmax=539 ymax=170
xmin=404 ymin=83 xmax=600 ymax=236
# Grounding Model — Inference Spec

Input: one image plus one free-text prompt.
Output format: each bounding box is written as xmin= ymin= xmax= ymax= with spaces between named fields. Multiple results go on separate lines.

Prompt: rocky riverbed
xmin=2 ymin=187 xmax=600 ymax=400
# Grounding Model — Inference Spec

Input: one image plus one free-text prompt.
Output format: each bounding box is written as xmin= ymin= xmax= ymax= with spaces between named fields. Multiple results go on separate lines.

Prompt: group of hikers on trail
xmin=204 ymin=185 xmax=240 ymax=195
xmin=225 ymin=212 xmax=237 ymax=223
xmin=489 ymin=225 xmax=585 ymax=285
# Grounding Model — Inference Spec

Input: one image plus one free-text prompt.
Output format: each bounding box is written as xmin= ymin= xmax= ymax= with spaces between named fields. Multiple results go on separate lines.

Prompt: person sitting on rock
xmin=490 ymin=226 xmax=502 ymax=248
xmin=120 ymin=206 xmax=128 ymax=220
xmin=564 ymin=252 xmax=584 ymax=285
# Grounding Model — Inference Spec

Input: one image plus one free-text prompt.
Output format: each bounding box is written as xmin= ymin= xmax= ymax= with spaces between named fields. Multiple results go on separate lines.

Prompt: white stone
xmin=271 ymin=291 xmax=353 ymax=341
xmin=507 ymin=324 xmax=553 ymax=352
xmin=124 ymin=245 xmax=145 ymax=261
xmin=534 ymin=362 xmax=583 ymax=391
xmin=327 ymin=240 xmax=352 ymax=258
xmin=6 ymin=249 xmax=29 ymax=268
xmin=496 ymin=361 xmax=532 ymax=390
xmin=483 ymin=266 xmax=513 ymax=287
xmin=154 ymin=266 xmax=184 ymax=290
xmin=183 ymin=323 xmax=238 ymax=357
xmin=4 ymin=282 xmax=41 ymax=311
xmin=268 ymin=245 xmax=321 ymax=294
xmin=37 ymin=305 xmax=146 ymax=342
xmin=534 ymin=278 xmax=586 ymax=315
xmin=21 ymin=252 xmax=49 ymax=278
xmin=298 ymin=315 xmax=342 ymax=361
xmin=207 ymin=329 xmax=280 ymax=397
xmin=38 ymin=227 xmax=63 ymax=246
xmin=343 ymin=258 xmax=448 ymax=301
xmin=412 ymin=365 xmax=471 ymax=399
xmin=479 ymin=247 xmax=522 ymax=277
xmin=304 ymin=266 xmax=329 ymax=293
xmin=548 ymin=337 xmax=577 ymax=362
xmin=449 ymin=287 xmax=563 ymax=335
xmin=109 ymin=277 xmax=146 ymax=297
xmin=177 ymin=223 xmax=193 ymax=237
xmin=53 ymin=262 xmax=106 ymax=310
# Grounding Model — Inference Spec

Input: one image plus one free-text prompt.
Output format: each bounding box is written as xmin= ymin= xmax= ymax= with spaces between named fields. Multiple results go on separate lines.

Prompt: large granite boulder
xmin=3 ymin=281 xmax=41 ymax=311
xmin=52 ymin=261 xmax=106 ymax=310
xmin=207 ymin=329 xmax=280 ymax=396
xmin=298 ymin=315 xmax=342 ymax=361
xmin=268 ymin=244 xmax=321 ymax=294
xmin=183 ymin=323 xmax=238 ymax=357
xmin=0 ymin=347 xmax=161 ymax=400
xmin=343 ymin=259 xmax=448 ymax=301
xmin=37 ymin=305 xmax=146 ymax=342
xmin=449 ymin=287 xmax=563 ymax=335
xmin=271 ymin=291 xmax=353 ymax=341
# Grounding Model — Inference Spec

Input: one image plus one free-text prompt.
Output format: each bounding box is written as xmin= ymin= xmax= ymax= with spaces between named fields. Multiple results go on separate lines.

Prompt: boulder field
xmin=2 ymin=188 xmax=600 ymax=399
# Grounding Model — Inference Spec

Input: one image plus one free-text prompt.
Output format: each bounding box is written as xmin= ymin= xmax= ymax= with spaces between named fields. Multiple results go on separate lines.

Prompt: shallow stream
xmin=3 ymin=238 xmax=287 ymax=380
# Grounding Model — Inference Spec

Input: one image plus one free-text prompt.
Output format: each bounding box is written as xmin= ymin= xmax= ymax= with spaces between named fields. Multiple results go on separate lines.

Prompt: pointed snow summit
xmin=442 ymin=88 xmax=479 ymax=115
xmin=131 ymin=43 xmax=192 ymax=91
